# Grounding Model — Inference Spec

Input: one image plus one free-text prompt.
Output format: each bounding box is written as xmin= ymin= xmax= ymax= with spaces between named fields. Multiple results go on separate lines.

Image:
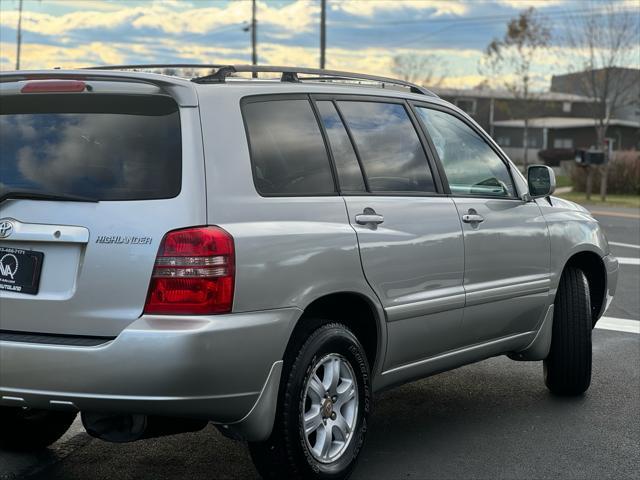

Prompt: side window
xmin=337 ymin=101 xmax=436 ymax=193
xmin=243 ymin=99 xmax=335 ymax=195
xmin=316 ymin=101 xmax=366 ymax=192
xmin=415 ymin=107 xmax=515 ymax=198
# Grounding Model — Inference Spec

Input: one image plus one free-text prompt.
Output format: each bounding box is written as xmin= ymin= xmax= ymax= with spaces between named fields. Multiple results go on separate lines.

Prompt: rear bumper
xmin=0 ymin=308 xmax=300 ymax=424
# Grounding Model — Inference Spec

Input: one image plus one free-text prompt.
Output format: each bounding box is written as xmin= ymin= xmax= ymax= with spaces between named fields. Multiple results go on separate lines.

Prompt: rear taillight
xmin=144 ymin=226 xmax=235 ymax=315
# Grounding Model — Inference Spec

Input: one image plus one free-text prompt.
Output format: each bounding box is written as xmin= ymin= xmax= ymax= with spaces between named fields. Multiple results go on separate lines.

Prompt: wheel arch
xmin=284 ymin=291 xmax=386 ymax=375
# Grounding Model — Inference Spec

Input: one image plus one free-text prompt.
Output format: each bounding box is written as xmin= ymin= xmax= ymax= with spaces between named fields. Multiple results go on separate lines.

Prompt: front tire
xmin=544 ymin=266 xmax=592 ymax=395
xmin=249 ymin=322 xmax=371 ymax=480
xmin=0 ymin=407 xmax=77 ymax=451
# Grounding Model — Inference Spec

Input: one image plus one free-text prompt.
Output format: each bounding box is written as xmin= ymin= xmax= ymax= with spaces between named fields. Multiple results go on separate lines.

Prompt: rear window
xmin=242 ymin=99 xmax=336 ymax=196
xmin=0 ymin=94 xmax=181 ymax=201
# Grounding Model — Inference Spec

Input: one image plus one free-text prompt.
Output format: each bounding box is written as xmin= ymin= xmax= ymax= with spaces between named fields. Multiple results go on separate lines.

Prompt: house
xmin=430 ymin=73 xmax=640 ymax=164
xmin=492 ymin=117 xmax=640 ymax=152
xmin=430 ymin=86 xmax=601 ymax=162
xmin=551 ymin=67 xmax=640 ymax=124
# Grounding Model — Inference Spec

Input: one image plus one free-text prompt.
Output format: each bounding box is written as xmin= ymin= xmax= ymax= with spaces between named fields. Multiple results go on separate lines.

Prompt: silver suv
xmin=0 ymin=65 xmax=618 ymax=480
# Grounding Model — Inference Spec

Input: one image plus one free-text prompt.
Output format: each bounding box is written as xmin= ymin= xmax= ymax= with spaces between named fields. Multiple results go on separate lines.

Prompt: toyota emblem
xmin=0 ymin=220 xmax=14 ymax=239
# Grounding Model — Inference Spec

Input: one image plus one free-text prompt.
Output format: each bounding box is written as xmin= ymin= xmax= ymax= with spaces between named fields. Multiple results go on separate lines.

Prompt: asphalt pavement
xmin=1 ymin=204 xmax=639 ymax=480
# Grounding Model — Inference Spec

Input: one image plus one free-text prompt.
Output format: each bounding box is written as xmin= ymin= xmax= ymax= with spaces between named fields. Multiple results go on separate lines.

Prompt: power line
xmin=338 ymin=5 xmax=623 ymax=27
xmin=385 ymin=7 xmax=626 ymax=49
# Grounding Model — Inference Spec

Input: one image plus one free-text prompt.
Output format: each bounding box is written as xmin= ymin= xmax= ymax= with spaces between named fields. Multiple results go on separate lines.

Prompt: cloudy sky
xmin=0 ymin=0 xmax=638 ymax=89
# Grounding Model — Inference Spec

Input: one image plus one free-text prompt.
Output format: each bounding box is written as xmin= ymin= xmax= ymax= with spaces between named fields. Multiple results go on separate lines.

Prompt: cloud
xmin=0 ymin=41 xmax=130 ymax=68
xmin=493 ymin=0 xmax=566 ymax=8
xmin=331 ymin=1 xmax=469 ymax=17
xmin=42 ymin=0 xmax=129 ymax=12
xmin=0 ymin=1 xmax=319 ymax=38
xmin=0 ymin=36 xmax=487 ymax=88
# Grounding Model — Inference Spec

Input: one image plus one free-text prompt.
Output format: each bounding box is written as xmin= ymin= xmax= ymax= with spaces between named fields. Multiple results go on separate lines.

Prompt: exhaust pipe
xmin=81 ymin=412 xmax=208 ymax=443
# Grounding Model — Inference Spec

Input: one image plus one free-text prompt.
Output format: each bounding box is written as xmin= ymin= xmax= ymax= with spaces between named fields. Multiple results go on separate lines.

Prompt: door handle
xmin=355 ymin=208 xmax=384 ymax=225
xmin=462 ymin=213 xmax=485 ymax=224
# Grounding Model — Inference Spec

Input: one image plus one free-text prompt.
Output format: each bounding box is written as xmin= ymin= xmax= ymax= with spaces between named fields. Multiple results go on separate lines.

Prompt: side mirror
xmin=525 ymin=165 xmax=556 ymax=200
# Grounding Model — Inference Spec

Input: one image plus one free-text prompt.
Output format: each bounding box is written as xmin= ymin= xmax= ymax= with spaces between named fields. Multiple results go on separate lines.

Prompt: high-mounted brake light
xmin=144 ymin=226 xmax=235 ymax=315
xmin=21 ymin=80 xmax=86 ymax=93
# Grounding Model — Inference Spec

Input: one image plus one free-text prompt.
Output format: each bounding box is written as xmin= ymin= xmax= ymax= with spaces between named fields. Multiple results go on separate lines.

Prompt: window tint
xmin=0 ymin=94 xmax=181 ymax=201
xmin=243 ymin=100 xmax=335 ymax=195
xmin=316 ymin=101 xmax=366 ymax=192
xmin=337 ymin=101 xmax=435 ymax=193
xmin=415 ymin=107 xmax=515 ymax=198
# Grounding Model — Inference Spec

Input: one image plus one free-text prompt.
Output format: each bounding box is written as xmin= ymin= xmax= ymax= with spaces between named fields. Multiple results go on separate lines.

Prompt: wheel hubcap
xmin=301 ymin=353 xmax=358 ymax=464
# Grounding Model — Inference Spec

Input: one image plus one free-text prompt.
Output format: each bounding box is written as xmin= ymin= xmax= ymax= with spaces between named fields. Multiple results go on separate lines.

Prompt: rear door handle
xmin=355 ymin=208 xmax=384 ymax=225
xmin=462 ymin=214 xmax=485 ymax=224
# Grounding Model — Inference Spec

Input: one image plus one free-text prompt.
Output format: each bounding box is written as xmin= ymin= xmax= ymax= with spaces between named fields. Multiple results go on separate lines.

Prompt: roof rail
xmin=82 ymin=63 xmax=437 ymax=97
xmin=192 ymin=65 xmax=438 ymax=97
xmin=85 ymin=64 xmax=226 ymax=71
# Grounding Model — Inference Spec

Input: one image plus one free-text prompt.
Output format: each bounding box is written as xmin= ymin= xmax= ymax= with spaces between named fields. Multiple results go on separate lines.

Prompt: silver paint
xmin=0 ymin=71 xmax=617 ymax=442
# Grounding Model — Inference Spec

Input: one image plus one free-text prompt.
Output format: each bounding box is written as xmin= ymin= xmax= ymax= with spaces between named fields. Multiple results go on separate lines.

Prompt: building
xmin=492 ymin=117 xmax=640 ymax=152
xmin=430 ymin=74 xmax=640 ymax=163
xmin=430 ymin=87 xmax=601 ymax=162
xmin=551 ymin=67 xmax=640 ymax=124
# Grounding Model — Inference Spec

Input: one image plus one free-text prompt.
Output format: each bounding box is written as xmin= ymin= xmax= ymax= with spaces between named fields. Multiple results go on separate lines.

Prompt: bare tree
xmin=391 ymin=54 xmax=447 ymax=87
xmin=481 ymin=7 xmax=551 ymax=170
xmin=562 ymin=0 xmax=638 ymax=200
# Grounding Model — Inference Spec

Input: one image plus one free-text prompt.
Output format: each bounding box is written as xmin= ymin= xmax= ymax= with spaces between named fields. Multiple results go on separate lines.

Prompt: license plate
xmin=0 ymin=246 xmax=44 ymax=295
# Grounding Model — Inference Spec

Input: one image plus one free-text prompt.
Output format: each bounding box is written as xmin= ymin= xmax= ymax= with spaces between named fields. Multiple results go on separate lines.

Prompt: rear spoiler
xmin=0 ymin=70 xmax=198 ymax=107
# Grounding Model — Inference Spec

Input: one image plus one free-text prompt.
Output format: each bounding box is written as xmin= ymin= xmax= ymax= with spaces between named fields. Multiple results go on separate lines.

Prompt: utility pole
xmin=16 ymin=0 xmax=23 ymax=70
xmin=251 ymin=0 xmax=257 ymax=78
xmin=320 ymin=0 xmax=326 ymax=69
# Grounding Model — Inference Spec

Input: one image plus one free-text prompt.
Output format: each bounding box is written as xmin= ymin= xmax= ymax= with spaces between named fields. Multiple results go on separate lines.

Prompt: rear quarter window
xmin=242 ymin=98 xmax=336 ymax=196
xmin=0 ymin=94 xmax=181 ymax=201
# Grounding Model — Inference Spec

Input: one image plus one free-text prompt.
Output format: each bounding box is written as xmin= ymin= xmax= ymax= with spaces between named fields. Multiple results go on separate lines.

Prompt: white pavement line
xmin=596 ymin=316 xmax=640 ymax=334
xmin=610 ymin=241 xmax=640 ymax=250
xmin=617 ymin=257 xmax=640 ymax=266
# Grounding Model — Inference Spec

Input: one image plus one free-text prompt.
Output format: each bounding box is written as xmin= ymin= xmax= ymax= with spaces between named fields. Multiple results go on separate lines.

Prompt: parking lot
xmin=2 ymin=206 xmax=638 ymax=480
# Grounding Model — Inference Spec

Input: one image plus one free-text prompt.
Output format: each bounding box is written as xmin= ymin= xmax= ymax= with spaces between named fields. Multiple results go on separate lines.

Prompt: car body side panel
xmin=536 ymin=196 xmax=613 ymax=315
xmin=197 ymin=87 xmax=388 ymax=375
xmin=341 ymin=196 xmax=466 ymax=371
xmin=453 ymin=198 xmax=552 ymax=344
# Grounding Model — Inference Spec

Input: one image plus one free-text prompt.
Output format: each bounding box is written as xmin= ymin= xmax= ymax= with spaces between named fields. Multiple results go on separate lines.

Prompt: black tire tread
xmin=544 ymin=266 xmax=592 ymax=395
xmin=249 ymin=321 xmax=368 ymax=480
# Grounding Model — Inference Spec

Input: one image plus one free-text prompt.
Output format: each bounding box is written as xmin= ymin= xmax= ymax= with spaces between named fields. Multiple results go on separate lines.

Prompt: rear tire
xmin=544 ymin=266 xmax=592 ymax=396
xmin=0 ymin=407 xmax=77 ymax=451
xmin=249 ymin=322 xmax=371 ymax=480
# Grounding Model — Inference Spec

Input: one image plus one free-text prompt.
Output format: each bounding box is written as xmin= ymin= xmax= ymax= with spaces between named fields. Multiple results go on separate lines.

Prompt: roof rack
xmin=83 ymin=64 xmax=437 ymax=97
xmin=86 ymin=63 xmax=226 ymax=71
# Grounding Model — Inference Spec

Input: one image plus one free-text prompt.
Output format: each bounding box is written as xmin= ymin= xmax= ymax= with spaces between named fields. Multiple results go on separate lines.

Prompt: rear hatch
xmin=0 ymin=78 xmax=206 ymax=337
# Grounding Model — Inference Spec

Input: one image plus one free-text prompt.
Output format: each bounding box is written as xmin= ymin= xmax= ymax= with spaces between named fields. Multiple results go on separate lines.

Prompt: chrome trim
xmin=386 ymin=290 xmax=465 ymax=322
xmin=0 ymin=218 xmax=88 ymax=244
xmin=465 ymin=278 xmax=550 ymax=307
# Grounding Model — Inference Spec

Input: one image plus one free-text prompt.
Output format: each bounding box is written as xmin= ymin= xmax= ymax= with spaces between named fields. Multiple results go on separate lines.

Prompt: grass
xmin=556 ymin=191 xmax=640 ymax=209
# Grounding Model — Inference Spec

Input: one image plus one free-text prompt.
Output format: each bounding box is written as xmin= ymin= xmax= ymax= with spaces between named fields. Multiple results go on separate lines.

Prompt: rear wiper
xmin=0 ymin=189 xmax=98 ymax=204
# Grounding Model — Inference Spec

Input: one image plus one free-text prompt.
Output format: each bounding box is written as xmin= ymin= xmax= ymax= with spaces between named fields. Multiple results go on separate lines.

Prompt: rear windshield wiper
xmin=0 ymin=189 xmax=99 ymax=204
